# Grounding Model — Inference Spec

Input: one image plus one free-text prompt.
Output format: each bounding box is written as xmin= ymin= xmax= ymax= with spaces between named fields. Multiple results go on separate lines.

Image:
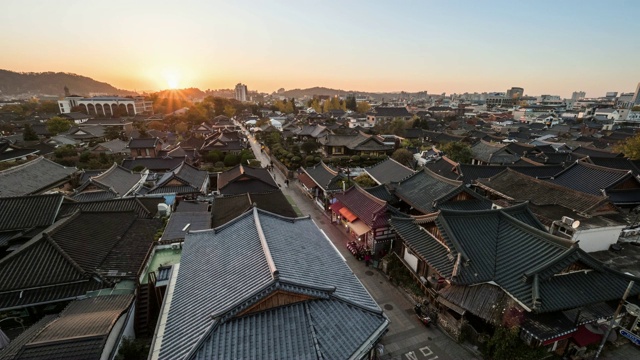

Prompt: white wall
xmin=403 ymin=247 xmax=419 ymax=272
xmin=574 ymin=225 xmax=626 ymax=252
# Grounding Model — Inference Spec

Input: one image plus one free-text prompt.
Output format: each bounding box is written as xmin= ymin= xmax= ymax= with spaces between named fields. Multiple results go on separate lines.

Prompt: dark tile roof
xmin=72 ymin=190 xmax=117 ymax=202
xmin=217 ymin=165 xmax=277 ymax=195
xmin=457 ymin=164 xmax=564 ymax=184
xmin=364 ymin=184 xmax=398 ymax=204
xmin=211 ymin=191 xmax=298 ymax=227
xmin=525 ymin=151 xmax=583 ymax=165
xmin=176 ymin=201 xmax=210 ymax=212
xmin=0 ymin=142 xmax=38 ymax=162
xmin=122 ymin=157 xmax=184 ymax=171
xmin=58 ymin=197 xmax=162 ymax=219
xmin=0 ymin=314 xmax=58 ymax=360
xmin=162 ymin=212 xmax=211 ymax=241
xmin=505 ymin=142 xmax=538 ymax=156
xmin=127 ymin=137 xmax=160 ymax=149
xmin=364 ymin=157 xmax=415 ymax=184
xmin=334 ymin=186 xmax=388 ymax=228
xmin=76 ymin=163 xmax=143 ymax=197
xmin=158 ymin=208 xmax=386 ymax=359
xmin=572 ymin=146 xmax=623 ymax=158
xmin=149 ymin=162 xmax=208 ymax=195
xmin=1 ymin=295 xmax=134 ymax=360
xmin=0 ymin=194 xmax=63 ymax=231
xmin=319 ymin=132 xmax=391 ymax=151
xmin=393 ymin=169 xmax=462 ymax=214
xmin=302 ymin=162 xmax=342 ymax=190
xmin=423 ymin=156 xmax=459 ymax=180
xmin=549 ymin=161 xmax=638 ymax=196
xmin=0 ymin=157 xmax=77 ymax=197
xmin=470 ymin=140 xmax=519 ymax=164
xmin=372 ymin=106 xmax=411 ymax=117
xmin=586 ymin=157 xmax=640 ymax=175
xmin=475 ymin=168 xmax=616 ymax=216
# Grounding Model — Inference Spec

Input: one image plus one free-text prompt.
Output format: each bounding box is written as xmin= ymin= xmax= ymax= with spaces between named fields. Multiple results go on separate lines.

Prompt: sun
xmin=162 ymin=69 xmax=181 ymax=90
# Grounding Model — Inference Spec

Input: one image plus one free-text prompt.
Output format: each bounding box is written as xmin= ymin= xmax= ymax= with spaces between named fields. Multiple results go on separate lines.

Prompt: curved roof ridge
xmin=352 ymin=184 xmax=387 ymax=206
xmin=423 ymin=167 xmax=463 ymax=186
xmin=441 ymin=155 xmax=459 ymax=166
xmin=435 ymin=213 xmax=470 ymax=262
xmin=320 ymin=161 xmax=338 ymax=176
xmin=500 ymin=210 xmax=574 ymax=249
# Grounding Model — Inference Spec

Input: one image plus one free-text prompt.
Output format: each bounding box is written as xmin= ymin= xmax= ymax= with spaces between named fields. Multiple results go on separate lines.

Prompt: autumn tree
xmin=356 ymin=102 xmax=371 ymax=114
xmin=440 ymin=141 xmax=472 ymax=164
xmin=147 ymin=121 xmax=165 ymax=131
xmin=392 ymin=148 xmax=414 ymax=167
xmin=174 ymin=122 xmax=188 ymax=134
xmin=46 ymin=116 xmax=72 ymax=135
xmin=353 ymin=173 xmax=377 ymax=187
xmin=615 ymin=133 xmax=640 ymax=159
xmin=224 ymin=104 xmax=236 ymax=118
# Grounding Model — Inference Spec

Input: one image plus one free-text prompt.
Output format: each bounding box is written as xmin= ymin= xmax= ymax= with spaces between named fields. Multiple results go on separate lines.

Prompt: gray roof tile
xmin=0 ymin=194 xmax=63 ymax=231
xmin=364 ymin=157 xmax=415 ymax=184
xmin=0 ymin=157 xmax=77 ymax=197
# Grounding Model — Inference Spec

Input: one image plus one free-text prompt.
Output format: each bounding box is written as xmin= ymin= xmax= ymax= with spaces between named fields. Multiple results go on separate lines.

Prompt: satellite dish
xmin=571 ymin=220 xmax=581 ymax=229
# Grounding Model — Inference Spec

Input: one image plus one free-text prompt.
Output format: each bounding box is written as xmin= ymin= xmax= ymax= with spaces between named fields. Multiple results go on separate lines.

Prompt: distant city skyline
xmin=2 ymin=0 xmax=639 ymax=97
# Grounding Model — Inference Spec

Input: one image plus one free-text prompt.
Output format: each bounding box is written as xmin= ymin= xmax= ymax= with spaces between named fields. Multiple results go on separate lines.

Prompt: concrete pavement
xmin=245 ymin=132 xmax=479 ymax=360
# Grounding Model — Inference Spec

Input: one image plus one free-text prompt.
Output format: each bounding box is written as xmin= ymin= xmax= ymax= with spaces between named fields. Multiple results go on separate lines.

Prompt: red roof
xmin=298 ymin=172 xmax=317 ymax=189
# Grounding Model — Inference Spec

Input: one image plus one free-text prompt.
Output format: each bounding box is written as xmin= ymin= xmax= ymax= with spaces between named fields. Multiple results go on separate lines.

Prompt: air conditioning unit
xmin=562 ymin=216 xmax=575 ymax=226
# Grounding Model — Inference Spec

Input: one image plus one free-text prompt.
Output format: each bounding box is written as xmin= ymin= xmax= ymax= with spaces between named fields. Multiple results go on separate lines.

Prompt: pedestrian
xmin=364 ymin=253 xmax=371 ymax=267
xmin=285 ymin=179 xmax=289 ymax=187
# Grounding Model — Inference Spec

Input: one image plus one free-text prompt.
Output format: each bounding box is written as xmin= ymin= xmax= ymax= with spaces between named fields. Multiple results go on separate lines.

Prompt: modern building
xmin=571 ymin=91 xmax=586 ymax=101
xmin=631 ymin=82 xmax=640 ymax=106
xmin=58 ymin=96 xmax=153 ymax=116
xmin=234 ymin=83 xmax=248 ymax=102
xmin=506 ymin=87 xmax=524 ymax=99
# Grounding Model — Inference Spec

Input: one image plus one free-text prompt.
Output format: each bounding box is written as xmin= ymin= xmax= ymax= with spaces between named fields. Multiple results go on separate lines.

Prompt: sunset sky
xmin=2 ymin=0 xmax=639 ymax=97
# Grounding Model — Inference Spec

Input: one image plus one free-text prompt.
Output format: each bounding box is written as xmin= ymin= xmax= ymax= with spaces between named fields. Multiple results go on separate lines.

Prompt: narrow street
xmin=244 ymin=129 xmax=479 ymax=360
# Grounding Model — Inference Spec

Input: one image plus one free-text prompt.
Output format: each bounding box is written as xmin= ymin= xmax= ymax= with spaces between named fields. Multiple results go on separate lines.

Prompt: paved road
xmin=243 ymin=129 xmax=479 ymax=360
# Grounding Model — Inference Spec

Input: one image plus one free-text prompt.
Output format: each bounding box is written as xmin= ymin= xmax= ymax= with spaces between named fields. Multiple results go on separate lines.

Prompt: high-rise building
xmin=506 ymin=87 xmax=524 ymax=99
xmin=571 ymin=91 xmax=586 ymax=101
xmin=632 ymin=82 xmax=640 ymax=106
xmin=235 ymin=83 xmax=248 ymax=102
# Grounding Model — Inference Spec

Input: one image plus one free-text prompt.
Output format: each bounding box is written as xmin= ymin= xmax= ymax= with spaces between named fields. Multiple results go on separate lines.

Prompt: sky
xmin=1 ymin=0 xmax=639 ymax=97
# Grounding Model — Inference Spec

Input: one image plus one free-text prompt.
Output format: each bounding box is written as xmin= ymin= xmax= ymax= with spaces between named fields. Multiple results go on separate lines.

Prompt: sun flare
xmin=163 ymin=69 xmax=181 ymax=90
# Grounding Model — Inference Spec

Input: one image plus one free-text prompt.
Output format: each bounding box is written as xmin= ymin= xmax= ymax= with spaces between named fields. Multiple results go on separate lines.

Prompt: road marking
xmin=404 ymin=346 xmax=438 ymax=360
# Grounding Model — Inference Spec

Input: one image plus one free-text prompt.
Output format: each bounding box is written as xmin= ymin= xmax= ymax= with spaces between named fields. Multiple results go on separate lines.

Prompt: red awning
xmin=339 ymin=207 xmax=358 ymax=222
xmin=330 ymin=201 xmax=345 ymax=213
xmin=572 ymin=324 xmax=603 ymax=347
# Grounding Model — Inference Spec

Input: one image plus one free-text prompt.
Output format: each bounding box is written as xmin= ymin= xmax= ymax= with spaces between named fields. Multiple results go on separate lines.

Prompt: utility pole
xmin=594 ymin=280 xmax=634 ymax=359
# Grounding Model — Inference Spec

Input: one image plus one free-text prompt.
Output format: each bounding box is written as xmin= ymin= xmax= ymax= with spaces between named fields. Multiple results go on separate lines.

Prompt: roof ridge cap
xmin=43 ymin=232 xmax=89 ymax=276
xmin=423 ymin=167 xmax=463 ymax=186
xmin=253 ymin=207 xmax=279 ymax=280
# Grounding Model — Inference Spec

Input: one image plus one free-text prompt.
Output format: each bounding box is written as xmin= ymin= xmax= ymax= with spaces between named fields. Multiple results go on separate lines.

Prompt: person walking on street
xmin=285 ymin=179 xmax=289 ymax=187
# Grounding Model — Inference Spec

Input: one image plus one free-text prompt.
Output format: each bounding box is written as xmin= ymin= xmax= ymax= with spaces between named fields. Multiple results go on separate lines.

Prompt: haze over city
xmin=3 ymin=0 xmax=640 ymax=96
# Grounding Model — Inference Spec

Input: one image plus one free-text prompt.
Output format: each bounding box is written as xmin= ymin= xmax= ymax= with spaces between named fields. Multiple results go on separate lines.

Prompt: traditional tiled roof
xmin=211 ymin=191 xmax=298 ymax=227
xmin=319 ymin=132 xmax=392 ymax=151
xmin=423 ymin=156 xmax=459 ymax=179
xmin=127 ymin=137 xmax=160 ymax=149
xmin=58 ymin=197 xmax=162 ymax=219
xmin=371 ymin=106 xmax=411 ymax=117
xmin=470 ymin=140 xmax=519 ymax=164
xmin=176 ymin=201 xmax=210 ymax=212
xmin=0 ymin=194 xmax=63 ymax=231
xmin=0 ymin=141 xmax=38 ymax=162
xmin=162 ymin=212 xmax=211 ymax=241
xmin=216 ymin=165 xmax=277 ymax=195
xmin=572 ymin=146 xmax=623 ymax=158
xmin=157 ymin=208 xmax=386 ymax=359
xmin=302 ymin=162 xmax=342 ymax=191
xmin=76 ymin=162 xmax=145 ymax=197
xmin=149 ymin=162 xmax=208 ymax=195
xmin=91 ymin=139 xmax=128 ymax=154
xmin=364 ymin=184 xmax=398 ymax=204
xmin=0 ymin=157 xmax=77 ymax=197
xmin=457 ymin=164 xmax=564 ymax=184
xmin=334 ymin=186 xmax=388 ymax=228
xmin=549 ymin=161 xmax=639 ymax=196
xmin=121 ymin=157 xmax=185 ymax=171
xmin=476 ymin=168 xmax=616 ymax=216
xmin=72 ymin=190 xmax=117 ymax=202
xmin=364 ymin=157 xmax=415 ymax=184
xmin=0 ymin=294 xmax=134 ymax=360
xmin=294 ymin=124 xmax=328 ymax=138
xmin=585 ymin=156 xmax=640 ymax=175
xmin=393 ymin=168 xmax=462 ymax=214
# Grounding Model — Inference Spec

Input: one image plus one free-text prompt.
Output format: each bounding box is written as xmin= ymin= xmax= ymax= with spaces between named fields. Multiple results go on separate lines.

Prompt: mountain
xmin=0 ymin=69 xmax=136 ymax=97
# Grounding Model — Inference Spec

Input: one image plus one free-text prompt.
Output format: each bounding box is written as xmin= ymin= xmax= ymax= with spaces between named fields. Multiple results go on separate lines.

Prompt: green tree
xmin=46 ymin=116 xmax=72 ymax=135
xmin=23 ymin=123 xmax=38 ymax=141
xmin=440 ymin=141 xmax=472 ymax=164
xmin=37 ymin=101 xmax=61 ymax=114
xmin=301 ymin=141 xmax=318 ymax=153
xmin=116 ymin=337 xmax=149 ymax=360
xmin=104 ymin=126 xmax=121 ymax=140
xmin=54 ymin=144 xmax=77 ymax=159
xmin=483 ymin=327 xmax=546 ymax=360
xmin=223 ymin=153 xmax=239 ymax=166
xmin=353 ymin=173 xmax=377 ymax=187
xmin=345 ymin=96 xmax=357 ymax=111
xmin=392 ymin=148 xmax=414 ymax=167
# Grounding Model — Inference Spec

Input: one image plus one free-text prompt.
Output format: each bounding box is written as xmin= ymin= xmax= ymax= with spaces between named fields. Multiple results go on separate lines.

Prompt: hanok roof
xmin=149 ymin=162 xmax=208 ymax=195
xmin=364 ymin=157 xmax=415 ymax=185
xmin=0 ymin=294 xmax=134 ymax=360
xmin=371 ymin=106 xmax=411 ymax=117
xmin=216 ymin=165 xmax=277 ymax=195
xmin=294 ymin=124 xmax=328 ymax=138
xmin=364 ymin=184 xmax=398 ymax=204
xmin=549 ymin=161 xmax=640 ymax=196
xmin=0 ymin=141 xmax=38 ymax=162
xmin=301 ymin=162 xmax=342 ymax=190
xmin=211 ymin=191 xmax=298 ymax=227
xmin=0 ymin=194 xmax=63 ymax=231
xmin=393 ymin=169 xmax=463 ymax=214
xmin=319 ymin=132 xmax=392 ymax=151
xmin=475 ymin=168 xmax=617 ymax=216
xmin=423 ymin=156 xmax=459 ymax=180
xmin=470 ymin=140 xmax=519 ymax=164
xmin=572 ymin=146 xmax=623 ymax=158
xmin=334 ymin=186 xmax=388 ymax=228
xmin=0 ymin=157 xmax=77 ymax=197
xmin=162 ymin=212 xmax=211 ymax=241
xmin=91 ymin=139 xmax=128 ymax=154
xmin=127 ymin=137 xmax=160 ymax=149
xmin=156 ymin=208 xmax=387 ymax=359
xmin=121 ymin=157 xmax=186 ymax=171
xmin=584 ymin=156 xmax=640 ymax=176
xmin=397 ymin=205 xmax=640 ymax=313
xmin=457 ymin=163 xmax=565 ymax=184
xmin=76 ymin=162 xmax=145 ymax=197
xmin=58 ymin=197 xmax=162 ymax=219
